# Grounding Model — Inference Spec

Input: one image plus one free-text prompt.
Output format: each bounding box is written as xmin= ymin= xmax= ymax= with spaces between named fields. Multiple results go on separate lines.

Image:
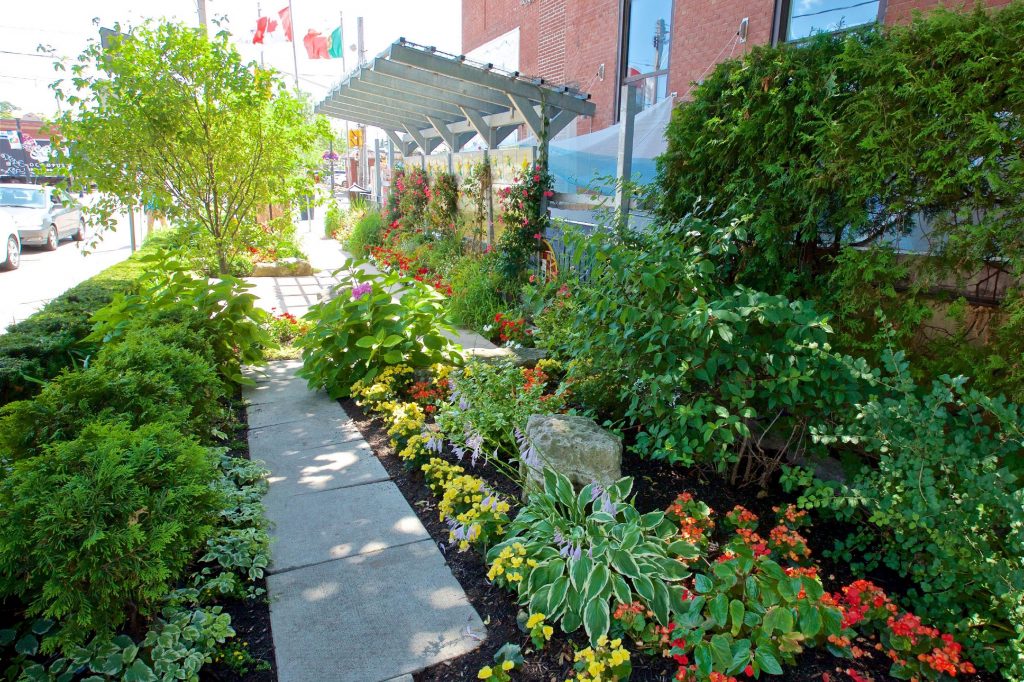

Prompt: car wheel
xmin=45 ymin=225 xmax=58 ymax=251
xmin=73 ymin=220 xmax=86 ymax=242
xmin=2 ymin=234 xmax=19 ymax=271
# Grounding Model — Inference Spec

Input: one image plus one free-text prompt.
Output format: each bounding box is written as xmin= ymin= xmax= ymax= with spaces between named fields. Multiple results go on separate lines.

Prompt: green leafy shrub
xmin=0 ymin=247 xmax=151 ymax=406
xmin=297 ymin=262 xmax=462 ymax=398
xmin=496 ymin=166 xmax=552 ymax=280
xmin=89 ymin=255 xmax=272 ymax=385
xmin=563 ymin=214 xmax=872 ymax=485
xmin=347 ymin=208 xmax=384 ymax=257
xmin=791 ymin=352 xmax=1024 ymax=677
xmin=0 ymin=420 xmax=222 ymax=650
xmin=446 ymin=254 xmax=507 ymax=332
xmin=655 ymin=3 xmax=1024 ymax=394
xmin=324 ymin=200 xmax=343 ymax=239
xmin=425 ymin=171 xmax=459 ymax=231
xmin=435 ymin=360 xmax=563 ymax=462
xmin=486 ymin=469 xmax=695 ymax=645
xmin=669 ymin=547 xmax=843 ymax=678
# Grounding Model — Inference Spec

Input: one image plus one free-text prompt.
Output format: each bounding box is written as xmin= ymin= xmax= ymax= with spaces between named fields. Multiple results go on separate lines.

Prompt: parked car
xmin=0 ymin=183 xmax=84 ymax=250
xmin=0 ymin=211 xmax=20 ymax=271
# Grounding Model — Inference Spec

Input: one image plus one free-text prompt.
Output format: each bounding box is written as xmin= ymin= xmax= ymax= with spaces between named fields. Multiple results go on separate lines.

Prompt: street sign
xmin=348 ymin=129 xmax=363 ymax=148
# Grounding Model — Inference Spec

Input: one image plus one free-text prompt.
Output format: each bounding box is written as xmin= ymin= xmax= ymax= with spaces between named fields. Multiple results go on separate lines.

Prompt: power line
xmin=791 ymin=0 xmax=878 ymax=20
xmin=0 ymin=49 xmax=61 ymax=60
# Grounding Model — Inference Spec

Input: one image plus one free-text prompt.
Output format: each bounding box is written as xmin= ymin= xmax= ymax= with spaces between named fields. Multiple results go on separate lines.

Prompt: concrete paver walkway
xmin=245 ymin=361 xmax=486 ymax=682
xmin=244 ymin=223 xmax=494 ymax=681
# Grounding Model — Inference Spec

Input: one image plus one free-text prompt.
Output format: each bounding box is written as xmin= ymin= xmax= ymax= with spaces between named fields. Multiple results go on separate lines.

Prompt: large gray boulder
xmin=464 ymin=346 xmax=548 ymax=368
xmin=522 ymin=414 xmax=622 ymax=494
xmin=252 ymin=258 xmax=315 ymax=277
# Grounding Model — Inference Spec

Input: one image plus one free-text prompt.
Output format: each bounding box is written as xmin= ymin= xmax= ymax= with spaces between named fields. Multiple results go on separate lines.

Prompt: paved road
xmin=0 ymin=208 xmax=140 ymax=331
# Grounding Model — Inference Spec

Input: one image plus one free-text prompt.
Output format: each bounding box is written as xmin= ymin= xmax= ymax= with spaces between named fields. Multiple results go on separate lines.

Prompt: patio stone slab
xmin=267 ymin=480 xmax=429 ymax=573
xmin=246 ymin=392 xmax=341 ymax=429
xmin=262 ymin=440 xmax=389 ymax=501
xmin=267 ymin=540 xmax=485 ymax=682
xmin=248 ymin=416 xmax=362 ymax=457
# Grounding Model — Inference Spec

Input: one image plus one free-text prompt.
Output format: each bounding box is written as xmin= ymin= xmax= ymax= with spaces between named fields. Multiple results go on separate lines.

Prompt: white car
xmin=0 ymin=211 xmax=20 ymax=271
xmin=0 ymin=183 xmax=85 ymax=251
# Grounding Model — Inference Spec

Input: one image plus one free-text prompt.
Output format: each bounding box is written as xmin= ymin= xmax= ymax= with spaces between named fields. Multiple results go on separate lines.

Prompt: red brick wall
xmin=463 ymin=0 xmax=1010 ymax=133
xmin=462 ymin=0 xmax=621 ymax=134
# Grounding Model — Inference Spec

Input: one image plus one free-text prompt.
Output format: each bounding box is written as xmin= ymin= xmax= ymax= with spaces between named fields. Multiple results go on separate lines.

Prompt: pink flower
xmin=544 ymin=190 xmax=554 ymax=198
xmin=529 ymin=275 xmax=536 ymax=283
xmin=533 ymin=233 xmax=542 ymax=240
xmin=533 ymin=175 xmax=540 ymax=182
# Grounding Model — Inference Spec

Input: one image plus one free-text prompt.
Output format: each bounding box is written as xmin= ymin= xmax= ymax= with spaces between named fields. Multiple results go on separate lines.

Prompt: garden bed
xmin=339 ymin=397 xmax=961 ymax=682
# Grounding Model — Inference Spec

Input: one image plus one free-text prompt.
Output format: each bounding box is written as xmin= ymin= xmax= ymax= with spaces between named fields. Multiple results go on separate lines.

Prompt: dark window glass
xmin=786 ymin=0 xmax=880 ymax=41
xmin=622 ymin=0 xmax=672 ymax=110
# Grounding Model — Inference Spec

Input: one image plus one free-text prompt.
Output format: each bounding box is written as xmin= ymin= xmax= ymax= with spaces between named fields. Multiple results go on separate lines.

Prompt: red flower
xmin=544 ymin=189 xmax=554 ymax=198
xmin=534 ymin=233 xmax=542 ymax=240
xmin=744 ymin=665 xmax=754 ymax=677
xmin=532 ymin=174 xmax=540 ymax=182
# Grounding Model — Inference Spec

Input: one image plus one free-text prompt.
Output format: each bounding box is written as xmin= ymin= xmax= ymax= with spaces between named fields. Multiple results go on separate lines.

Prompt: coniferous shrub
xmin=0 ymin=419 xmax=222 ymax=651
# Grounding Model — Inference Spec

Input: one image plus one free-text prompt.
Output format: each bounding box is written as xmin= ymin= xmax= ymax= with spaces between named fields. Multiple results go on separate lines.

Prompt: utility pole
xmin=340 ymin=11 xmax=349 ymax=189
xmin=288 ymin=0 xmax=300 ymax=92
xmin=196 ymin=0 xmax=208 ymax=35
xmin=357 ymin=17 xmax=367 ymax=188
xmin=257 ymin=2 xmax=265 ymax=67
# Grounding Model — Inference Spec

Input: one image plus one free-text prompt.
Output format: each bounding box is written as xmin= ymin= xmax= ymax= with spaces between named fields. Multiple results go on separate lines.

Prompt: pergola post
xmin=374 ymin=138 xmax=383 ymax=207
xmin=616 ymin=85 xmax=639 ymax=229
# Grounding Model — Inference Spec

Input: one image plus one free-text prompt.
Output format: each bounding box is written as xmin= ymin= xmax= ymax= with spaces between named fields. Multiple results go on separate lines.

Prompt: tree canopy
xmin=52 ymin=22 xmax=329 ymax=273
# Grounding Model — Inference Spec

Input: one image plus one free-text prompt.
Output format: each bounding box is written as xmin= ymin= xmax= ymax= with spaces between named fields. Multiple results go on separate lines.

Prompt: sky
xmin=0 ymin=0 xmax=462 ymax=118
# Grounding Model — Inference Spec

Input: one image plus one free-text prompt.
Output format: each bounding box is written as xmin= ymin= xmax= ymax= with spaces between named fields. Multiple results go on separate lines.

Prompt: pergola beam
xmin=347 ymin=77 xmax=466 ymax=120
xmin=387 ymin=42 xmax=595 ymax=117
xmin=363 ymin=63 xmax=507 ymax=115
xmin=383 ymin=129 xmax=416 ymax=156
xmin=508 ymin=94 xmax=543 ymax=139
xmin=403 ymin=123 xmax=442 ymax=155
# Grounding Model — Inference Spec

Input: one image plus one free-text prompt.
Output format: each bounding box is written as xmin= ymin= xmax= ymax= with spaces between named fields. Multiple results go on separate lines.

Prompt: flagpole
xmin=340 ymin=10 xmax=349 ymax=188
xmin=288 ymin=0 xmax=300 ymax=92
xmin=257 ymin=1 xmax=264 ymax=67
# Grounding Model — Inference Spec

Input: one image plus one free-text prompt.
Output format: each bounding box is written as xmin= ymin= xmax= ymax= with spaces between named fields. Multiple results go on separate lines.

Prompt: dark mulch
xmin=341 ymin=398 xmax=964 ymax=682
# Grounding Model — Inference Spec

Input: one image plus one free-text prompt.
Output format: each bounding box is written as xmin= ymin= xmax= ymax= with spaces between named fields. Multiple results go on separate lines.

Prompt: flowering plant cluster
xmin=265 ymin=309 xmax=311 ymax=346
xmin=488 ymin=312 xmax=531 ymax=345
xmin=611 ymin=601 xmax=674 ymax=656
xmin=567 ymin=635 xmax=632 ymax=682
xmin=477 ymin=642 xmax=524 ymax=681
xmin=829 ymin=580 xmax=976 ymax=680
xmin=496 ymin=165 xmax=554 ymax=280
xmin=526 ymin=612 xmax=555 ymax=650
xmin=388 ymin=167 xmax=430 ymax=228
xmin=665 ymin=493 xmax=715 ymax=552
xmin=421 ymin=457 xmax=511 ymax=552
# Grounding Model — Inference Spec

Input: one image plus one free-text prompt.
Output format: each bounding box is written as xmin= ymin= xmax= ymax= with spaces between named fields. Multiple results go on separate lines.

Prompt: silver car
xmin=0 ymin=211 xmax=19 ymax=271
xmin=0 ymin=183 xmax=85 ymax=251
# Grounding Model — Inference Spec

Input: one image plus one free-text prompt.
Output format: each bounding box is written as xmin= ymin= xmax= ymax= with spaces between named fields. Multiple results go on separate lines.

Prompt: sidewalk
xmin=245 ymin=222 xmax=492 ymax=681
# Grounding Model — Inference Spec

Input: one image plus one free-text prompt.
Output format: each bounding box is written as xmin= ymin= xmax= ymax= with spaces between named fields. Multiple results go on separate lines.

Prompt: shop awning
xmin=314 ymin=39 xmax=596 ymax=155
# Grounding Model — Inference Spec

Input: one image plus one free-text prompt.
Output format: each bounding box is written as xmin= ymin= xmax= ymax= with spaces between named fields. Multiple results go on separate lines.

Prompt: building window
xmin=620 ymin=0 xmax=673 ymax=112
xmin=776 ymin=0 xmax=884 ymax=43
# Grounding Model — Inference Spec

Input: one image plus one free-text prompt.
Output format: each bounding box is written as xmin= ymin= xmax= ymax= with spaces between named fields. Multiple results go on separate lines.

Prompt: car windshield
xmin=0 ymin=187 xmax=47 ymax=208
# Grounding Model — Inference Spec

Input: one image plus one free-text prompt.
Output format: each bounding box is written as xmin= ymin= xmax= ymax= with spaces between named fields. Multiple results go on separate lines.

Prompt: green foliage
xmin=425 ymin=171 xmax=459 ymax=231
xmin=192 ymin=454 xmax=271 ymax=600
xmin=670 ymin=548 xmax=843 ymax=678
xmin=435 ymin=360 xmax=562 ymax=461
xmin=324 ymin=201 xmax=343 ymax=239
xmin=0 ymin=246 xmax=152 ymax=406
xmin=88 ymin=253 xmax=273 ymax=385
xmin=446 ymin=254 xmax=507 ymax=332
xmin=347 ymin=208 xmax=384 ymax=257
xmin=297 ymin=262 xmax=463 ymax=398
xmin=656 ymin=3 xmax=1024 ymax=394
xmin=497 ymin=166 xmax=552 ymax=280
xmin=52 ymin=21 xmax=328 ymax=273
xmin=794 ymin=351 xmax=1024 ymax=676
xmin=2 ymin=605 xmax=234 ymax=682
xmin=487 ymin=469 xmax=695 ymax=646
xmin=562 ymin=213 xmax=873 ymax=485
xmin=0 ymin=420 xmax=222 ymax=651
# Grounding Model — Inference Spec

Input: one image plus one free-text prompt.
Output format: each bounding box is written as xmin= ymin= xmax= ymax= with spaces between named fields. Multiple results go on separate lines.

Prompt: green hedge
xmin=655 ymin=2 xmax=1024 ymax=392
xmin=0 ymin=247 xmax=153 ymax=406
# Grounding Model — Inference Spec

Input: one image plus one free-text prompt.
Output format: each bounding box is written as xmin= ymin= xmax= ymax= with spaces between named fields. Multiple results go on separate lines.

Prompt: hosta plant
xmin=297 ymin=261 xmax=462 ymax=398
xmin=486 ymin=468 xmax=697 ymax=645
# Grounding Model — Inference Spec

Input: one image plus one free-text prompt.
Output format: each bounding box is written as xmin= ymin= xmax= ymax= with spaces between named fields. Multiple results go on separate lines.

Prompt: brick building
xmin=461 ymin=0 xmax=1011 ymax=136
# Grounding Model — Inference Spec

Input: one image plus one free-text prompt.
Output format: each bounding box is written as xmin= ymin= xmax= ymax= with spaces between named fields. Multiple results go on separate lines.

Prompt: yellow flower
xmin=501 ymin=660 xmax=515 ymax=671
xmin=610 ymin=639 xmax=621 ymax=649
xmin=527 ymin=613 xmax=546 ymax=629
xmin=478 ymin=666 xmax=493 ymax=679
xmin=588 ymin=661 xmax=605 ymax=677
xmin=597 ymin=634 xmax=608 ymax=647
xmin=542 ymin=625 xmax=553 ymax=639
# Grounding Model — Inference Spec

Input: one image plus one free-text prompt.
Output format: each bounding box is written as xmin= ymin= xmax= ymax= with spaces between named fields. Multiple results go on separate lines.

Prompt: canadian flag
xmin=303 ymin=30 xmax=330 ymax=59
xmin=278 ymin=6 xmax=294 ymax=42
xmin=251 ymin=15 xmax=278 ymax=44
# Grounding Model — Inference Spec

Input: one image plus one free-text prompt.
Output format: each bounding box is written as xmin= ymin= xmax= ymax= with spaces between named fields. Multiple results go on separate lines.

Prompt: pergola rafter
xmin=314 ymin=39 xmax=595 ymax=154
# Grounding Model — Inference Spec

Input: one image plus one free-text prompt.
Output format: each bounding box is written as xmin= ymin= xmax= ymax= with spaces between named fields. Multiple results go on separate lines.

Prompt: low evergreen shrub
xmin=0 ymin=419 xmax=222 ymax=651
